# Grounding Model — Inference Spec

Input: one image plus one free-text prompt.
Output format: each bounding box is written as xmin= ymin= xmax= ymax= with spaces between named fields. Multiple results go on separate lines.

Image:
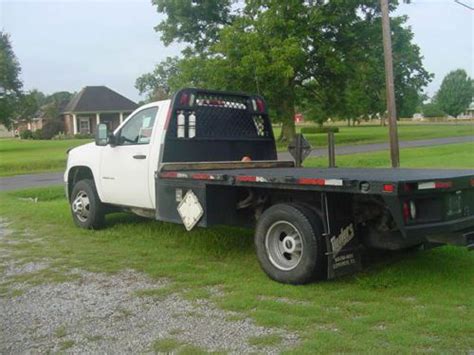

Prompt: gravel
xmin=0 ymin=219 xmax=299 ymax=353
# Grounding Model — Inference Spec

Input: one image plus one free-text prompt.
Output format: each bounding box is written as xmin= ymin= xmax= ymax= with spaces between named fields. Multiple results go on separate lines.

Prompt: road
xmin=0 ymin=135 xmax=472 ymax=191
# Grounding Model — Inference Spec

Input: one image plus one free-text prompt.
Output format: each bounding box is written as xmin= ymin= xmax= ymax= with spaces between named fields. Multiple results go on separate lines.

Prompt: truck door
xmin=99 ymin=106 xmax=159 ymax=208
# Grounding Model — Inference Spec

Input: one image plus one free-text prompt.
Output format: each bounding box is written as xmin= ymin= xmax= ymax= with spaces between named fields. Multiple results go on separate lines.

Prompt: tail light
xmin=256 ymin=98 xmax=265 ymax=112
xmin=403 ymin=200 xmax=417 ymax=223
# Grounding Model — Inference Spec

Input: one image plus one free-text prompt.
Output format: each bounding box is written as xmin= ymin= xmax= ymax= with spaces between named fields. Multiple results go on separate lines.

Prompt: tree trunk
xmin=277 ymin=94 xmax=296 ymax=143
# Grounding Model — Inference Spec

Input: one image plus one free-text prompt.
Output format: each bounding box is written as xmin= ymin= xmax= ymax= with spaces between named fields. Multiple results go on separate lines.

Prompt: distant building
xmin=12 ymin=86 xmax=137 ymax=136
xmin=462 ymin=100 xmax=474 ymax=119
xmin=412 ymin=113 xmax=424 ymax=121
xmin=62 ymin=86 xmax=137 ymax=135
xmin=294 ymin=113 xmax=304 ymax=123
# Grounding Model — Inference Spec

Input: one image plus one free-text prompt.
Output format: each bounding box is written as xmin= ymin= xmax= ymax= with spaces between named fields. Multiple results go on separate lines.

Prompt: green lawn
xmin=275 ymin=123 xmax=474 ymax=151
xmin=305 ymin=142 xmax=474 ymax=169
xmin=1 ymin=143 xmax=473 ymax=352
xmin=0 ymin=139 xmax=90 ymax=176
xmin=0 ymin=123 xmax=473 ymax=177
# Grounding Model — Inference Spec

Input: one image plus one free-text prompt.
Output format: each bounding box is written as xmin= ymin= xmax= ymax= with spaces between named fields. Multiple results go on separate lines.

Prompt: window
xmin=79 ymin=117 xmax=90 ymax=134
xmin=118 ymin=107 xmax=158 ymax=145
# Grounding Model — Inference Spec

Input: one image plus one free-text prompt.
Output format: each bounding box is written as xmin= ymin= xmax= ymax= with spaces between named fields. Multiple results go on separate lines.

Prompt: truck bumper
xmin=404 ymin=215 xmax=474 ymax=249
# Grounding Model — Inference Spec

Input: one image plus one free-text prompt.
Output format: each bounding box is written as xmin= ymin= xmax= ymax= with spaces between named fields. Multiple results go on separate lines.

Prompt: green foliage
xmin=0 ymin=31 xmax=23 ymax=128
xmin=436 ymin=69 xmax=473 ymax=117
xmin=17 ymin=91 xmax=41 ymax=121
xmin=422 ymin=102 xmax=445 ymax=118
xmin=31 ymin=129 xmax=43 ymax=140
xmin=41 ymin=119 xmax=63 ymax=139
xmin=135 ymin=57 xmax=179 ymax=101
xmin=142 ymin=1 xmax=431 ymax=142
xmin=19 ymin=129 xmax=33 ymax=140
xmin=300 ymin=126 xmax=339 ymax=134
xmin=73 ymin=133 xmax=93 ymax=139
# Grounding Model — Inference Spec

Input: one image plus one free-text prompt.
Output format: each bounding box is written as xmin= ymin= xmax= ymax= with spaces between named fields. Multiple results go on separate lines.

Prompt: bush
xmin=31 ymin=129 xmax=43 ymax=140
xmin=300 ymin=126 xmax=339 ymax=134
xmin=74 ymin=133 xmax=94 ymax=139
xmin=19 ymin=129 xmax=33 ymax=139
xmin=52 ymin=132 xmax=71 ymax=140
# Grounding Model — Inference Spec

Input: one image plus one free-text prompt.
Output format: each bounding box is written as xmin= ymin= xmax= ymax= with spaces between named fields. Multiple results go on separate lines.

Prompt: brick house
xmin=62 ymin=86 xmax=137 ymax=135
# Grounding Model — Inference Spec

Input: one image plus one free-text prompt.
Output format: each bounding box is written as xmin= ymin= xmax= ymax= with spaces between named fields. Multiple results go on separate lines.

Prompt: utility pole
xmin=380 ymin=0 xmax=400 ymax=168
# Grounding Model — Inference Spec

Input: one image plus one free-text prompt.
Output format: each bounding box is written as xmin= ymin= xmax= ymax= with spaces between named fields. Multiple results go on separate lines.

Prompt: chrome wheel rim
xmin=265 ymin=221 xmax=303 ymax=271
xmin=72 ymin=190 xmax=90 ymax=222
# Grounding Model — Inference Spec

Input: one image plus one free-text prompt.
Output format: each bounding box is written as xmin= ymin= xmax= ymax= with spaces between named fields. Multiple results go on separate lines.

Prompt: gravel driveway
xmin=0 ymin=219 xmax=298 ymax=353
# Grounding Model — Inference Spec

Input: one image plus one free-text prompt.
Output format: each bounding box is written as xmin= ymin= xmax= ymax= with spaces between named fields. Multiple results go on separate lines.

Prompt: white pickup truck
xmin=65 ymin=88 xmax=474 ymax=284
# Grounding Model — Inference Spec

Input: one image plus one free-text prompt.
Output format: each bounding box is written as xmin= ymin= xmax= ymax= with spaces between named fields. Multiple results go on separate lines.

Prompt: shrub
xmin=74 ymin=133 xmax=94 ymax=139
xmin=32 ymin=129 xmax=43 ymax=140
xmin=300 ymin=126 xmax=339 ymax=134
xmin=19 ymin=129 xmax=33 ymax=139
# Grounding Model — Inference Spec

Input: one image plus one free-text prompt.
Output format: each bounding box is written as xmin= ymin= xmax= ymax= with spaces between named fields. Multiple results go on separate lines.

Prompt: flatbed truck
xmin=65 ymin=88 xmax=474 ymax=284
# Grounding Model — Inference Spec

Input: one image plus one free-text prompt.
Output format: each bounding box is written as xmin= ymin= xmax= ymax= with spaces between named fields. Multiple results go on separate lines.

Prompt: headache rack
xmin=161 ymin=88 xmax=277 ymax=163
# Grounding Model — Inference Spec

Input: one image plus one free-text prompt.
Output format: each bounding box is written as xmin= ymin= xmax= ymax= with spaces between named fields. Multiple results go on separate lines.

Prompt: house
xmin=294 ymin=113 xmax=304 ymax=123
xmin=62 ymin=86 xmax=137 ymax=135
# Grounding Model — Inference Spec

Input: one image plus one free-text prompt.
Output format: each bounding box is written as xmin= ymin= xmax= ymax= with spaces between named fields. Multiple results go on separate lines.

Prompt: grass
xmin=248 ymin=334 xmax=282 ymax=348
xmin=0 ymin=144 xmax=473 ymax=352
xmin=305 ymin=142 xmax=474 ymax=168
xmin=0 ymin=138 xmax=90 ymax=176
xmin=1 ymin=123 xmax=473 ymax=177
xmin=274 ymin=123 xmax=474 ymax=151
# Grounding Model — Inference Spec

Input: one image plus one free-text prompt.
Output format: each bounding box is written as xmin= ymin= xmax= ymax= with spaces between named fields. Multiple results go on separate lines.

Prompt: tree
xmin=144 ymin=0 xmax=431 ymax=140
xmin=436 ymin=69 xmax=473 ymax=117
xmin=0 ymin=31 xmax=23 ymax=128
xmin=422 ymin=101 xmax=444 ymax=118
xmin=16 ymin=90 xmax=42 ymax=121
xmin=136 ymin=57 xmax=179 ymax=101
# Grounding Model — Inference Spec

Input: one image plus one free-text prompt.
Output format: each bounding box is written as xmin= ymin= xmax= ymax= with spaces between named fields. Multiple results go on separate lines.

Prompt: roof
xmin=63 ymin=86 xmax=137 ymax=113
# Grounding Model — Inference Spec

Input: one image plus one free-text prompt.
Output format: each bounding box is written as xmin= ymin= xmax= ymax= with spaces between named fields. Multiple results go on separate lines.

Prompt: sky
xmin=1 ymin=0 xmax=473 ymax=102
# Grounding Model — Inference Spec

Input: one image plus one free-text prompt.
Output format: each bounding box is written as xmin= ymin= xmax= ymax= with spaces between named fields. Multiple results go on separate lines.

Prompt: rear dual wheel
xmin=255 ymin=203 xmax=326 ymax=284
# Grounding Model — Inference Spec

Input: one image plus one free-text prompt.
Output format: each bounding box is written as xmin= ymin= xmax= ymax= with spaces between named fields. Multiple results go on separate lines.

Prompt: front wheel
xmin=70 ymin=179 xmax=105 ymax=229
xmin=255 ymin=203 xmax=326 ymax=284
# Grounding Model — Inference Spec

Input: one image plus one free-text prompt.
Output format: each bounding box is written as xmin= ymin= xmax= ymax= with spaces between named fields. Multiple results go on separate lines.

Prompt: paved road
xmin=1 ymin=136 xmax=472 ymax=191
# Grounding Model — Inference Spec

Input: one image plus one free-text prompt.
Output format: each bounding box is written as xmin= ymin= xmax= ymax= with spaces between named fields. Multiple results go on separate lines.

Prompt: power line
xmin=454 ymin=0 xmax=474 ymax=10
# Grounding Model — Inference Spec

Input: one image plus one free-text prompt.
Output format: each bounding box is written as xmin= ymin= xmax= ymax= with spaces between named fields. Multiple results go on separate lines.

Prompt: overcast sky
xmin=1 ymin=0 xmax=472 ymax=102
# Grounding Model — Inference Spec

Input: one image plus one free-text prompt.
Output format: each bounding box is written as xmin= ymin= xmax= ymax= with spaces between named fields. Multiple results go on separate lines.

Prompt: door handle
xmin=133 ymin=154 xmax=147 ymax=160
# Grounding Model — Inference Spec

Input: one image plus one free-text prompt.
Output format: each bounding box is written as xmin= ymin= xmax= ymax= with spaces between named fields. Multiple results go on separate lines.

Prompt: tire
xmin=255 ymin=203 xmax=326 ymax=284
xmin=70 ymin=179 xmax=105 ymax=229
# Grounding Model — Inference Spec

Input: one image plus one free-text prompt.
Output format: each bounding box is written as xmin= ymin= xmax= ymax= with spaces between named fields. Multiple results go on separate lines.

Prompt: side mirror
xmin=95 ymin=123 xmax=109 ymax=146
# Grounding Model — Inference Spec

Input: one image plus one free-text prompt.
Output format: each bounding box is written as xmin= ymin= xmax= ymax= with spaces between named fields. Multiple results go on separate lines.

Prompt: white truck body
xmin=65 ymin=100 xmax=170 ymax=209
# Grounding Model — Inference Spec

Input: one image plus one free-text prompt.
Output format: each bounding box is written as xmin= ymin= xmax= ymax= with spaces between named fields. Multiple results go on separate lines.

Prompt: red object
xmin=383 ymin=184 xmax=395 ymax=193
xmin=256 ymin=98 xmax=265 ymax=112
xmin=403 ymin=201 xmax=410 ymax=223
xmin=236 ymin=176 xmax=257 ymax=182
xmin=297 ymin=178 xmax=326 ymax=186
xmin=191 ymin=173 xmax=212 ymax=180
xmin=471 ymin=178 xmax=474 ymax=187
xmin=179 ymin=92 xmax=189 ymax=106
xmin=160 ymin=172 xmax=178 ymax=179
xmin=434 ymin=181 xmax=453 ymax=189
xmin=294 ymin=113 xmax=304 ymax=123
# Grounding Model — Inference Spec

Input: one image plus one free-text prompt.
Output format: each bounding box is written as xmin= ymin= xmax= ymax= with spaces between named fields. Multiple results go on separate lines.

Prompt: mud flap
xmin=322 ymin=193 xmax=363 ymax=279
